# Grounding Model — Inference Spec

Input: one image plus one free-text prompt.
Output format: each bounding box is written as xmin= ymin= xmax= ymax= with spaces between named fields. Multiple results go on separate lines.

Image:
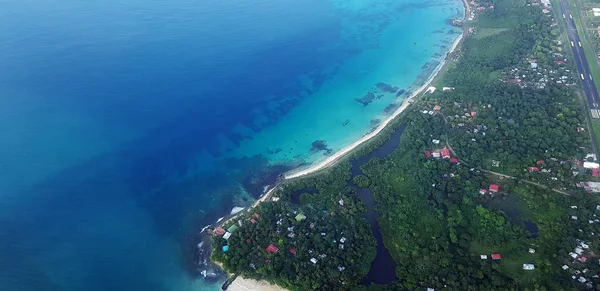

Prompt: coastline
xmin=284 ymin=32 xmax=464 ymax=180
xmin=210 ymin=3 xmax=468 ymax=290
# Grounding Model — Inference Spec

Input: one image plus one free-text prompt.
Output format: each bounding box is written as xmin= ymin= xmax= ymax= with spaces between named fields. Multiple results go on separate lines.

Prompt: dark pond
xmin=483 ymin=193 xmax=539 ymax=239
xmin=288 ymin=187 xmax=318 ymax=205
xmin=348 ymin=125 xmax=406 ymax=285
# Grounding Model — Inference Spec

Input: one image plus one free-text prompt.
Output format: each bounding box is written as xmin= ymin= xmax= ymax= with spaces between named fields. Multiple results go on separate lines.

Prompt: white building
xmin=523 ymin=264 xmax=535 ymax=270
xmin=583 ymin=161 xmax=600 ymax=169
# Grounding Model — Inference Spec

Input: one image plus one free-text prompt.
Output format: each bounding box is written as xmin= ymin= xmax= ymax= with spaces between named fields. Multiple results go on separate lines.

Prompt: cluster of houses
xmin=565 ymin=239 xmax=597 ymax=287
xmin=500 ymin=0 xmax=577 ymax=89
xmin=465 ymin=0 xmax=495 ymax=22
xmin=481 ymin=250 xmax=537 ymax=270
xmin=213 ymin=198 xmax=352 ymax=273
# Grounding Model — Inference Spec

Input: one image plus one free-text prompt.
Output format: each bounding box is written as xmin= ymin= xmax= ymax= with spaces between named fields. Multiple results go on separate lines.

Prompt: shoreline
xmin=284 ymin=32 xmax=465 ymax=180
xmin=209 ymin=3 xmax=468 ymax=290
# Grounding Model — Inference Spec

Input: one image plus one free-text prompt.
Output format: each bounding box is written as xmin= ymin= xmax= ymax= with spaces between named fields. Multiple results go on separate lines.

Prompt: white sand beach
xmin=226 ymin=277 xmax=286 ymax=291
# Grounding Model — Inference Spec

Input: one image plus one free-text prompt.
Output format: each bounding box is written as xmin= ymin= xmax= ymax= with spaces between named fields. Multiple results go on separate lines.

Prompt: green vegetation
xmin=592 ymin=119 xmax=600 ymax=145
xmin=355 ymin=0 xmax=600 ymax=288
xmin=353 ymin=175 xmax=371 ymax=188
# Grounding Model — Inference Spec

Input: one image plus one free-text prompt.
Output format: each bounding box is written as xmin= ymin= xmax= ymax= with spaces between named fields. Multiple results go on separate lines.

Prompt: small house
xmin=479 ymin=188 xmax=487 ymax=195
xmin=250 ymin=218 xmax=257 ymax=224
xmin=433 ymin=105 xmax=441 ymax=111
xmin=523 ymin=264 xmax=535 ymax=270
xmin=491 ymin=254 xmax=501 ymax=260
xmin=266 ymin=244 xmax=279 ymax=253
xmin=441 ymin=148 xmax=450 ymax=159
xmin=489 ymin=184 xmax=499 ymax=193
xmin=290 ymin=248 xmax=297 ymax=255
xmin=537 ymin=160 xmax=544 ymax=165
xmin=214 ymin=227 xmax=225 ymax=236
xmin=529 ymin=248 xmax=535 ymax=254
xmin=432 ymin=151 xmax=441 ymax=158
xmin=593 ymin=168 xmax=599 ymax=177
xmin=295 ymin=213 xmax=307 ymax=221
xmin=424 ymin=151 xmax=431 ymax=158
xmin=562 ymin=265 xmax=569 ymax=270
xmin=450 ymin=157 xmax=458 ymax=163
xmin=528 ymin=167 xmax=540 ymax=173
xmin=480 ymin=255 xmax=488 ymax=259
xmin=579 ymin=256 xmax=588 ymax=263
xmin=253 ymin=213 xmax=259 ymax=219
xmin=223 ymin=232 xmax=232 ymax=240
xmin=222 ymin=245 xmax=229 ymax=252
xmin=310 ymin=258 xmax=318 ymax=264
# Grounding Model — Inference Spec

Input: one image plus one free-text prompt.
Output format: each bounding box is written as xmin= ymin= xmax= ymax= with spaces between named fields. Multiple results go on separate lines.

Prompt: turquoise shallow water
xmin=0 ymin=0 xmax=462 ymax=290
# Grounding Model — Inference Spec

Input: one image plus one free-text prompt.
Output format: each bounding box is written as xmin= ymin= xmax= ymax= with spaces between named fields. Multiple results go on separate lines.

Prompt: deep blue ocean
xmin=0 ymin=0 xmax=462 ymax=290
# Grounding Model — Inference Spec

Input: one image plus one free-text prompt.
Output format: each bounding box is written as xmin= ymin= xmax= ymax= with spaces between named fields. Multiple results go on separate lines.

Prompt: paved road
xmin=556 ymin=0 xmax=600 ymax=109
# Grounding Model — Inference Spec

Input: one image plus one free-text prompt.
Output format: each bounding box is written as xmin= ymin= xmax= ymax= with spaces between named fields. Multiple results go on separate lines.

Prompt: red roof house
xmin=554 ymin=60 xmax=565 ymax=65
xmin=290 ymin=248 xmax=297 ymax=255
xmin=593 ymin=168 xmax=599 ymax=177
xmin=215 ymin=227 xmax=225 ymax=236
xmin=471 ymin=111 xmax=477 ymax=117
xmin=433 ymin=105 xmax=442 ymax=111
xmin=450 ymin=157 xmax=458 ymax=163
xmin=537 ymin=160 xmax=544 ymax=165
xmin=491 ymin=254 xmax=502 ymax=260
xmin=253 ymin=213 xmax=259 ymax=218
xmin=441 ymin=148 xmax=451 ymax=159
xmin=424 ymin=151 xmax=431 ymax=159
xmin=480 ymin=188 xmax=487 ymax=195
xmin=250 ymin=218 xmax=257 ymax=224
xmin=489 ymin=184 xmax=499 ymax=192
xmin=528 ymin=167 xmax=540 ymax=173
xmin=266 ymin=244 xmax=279 ymax=253
xmin=580 ymin=256 xmax=588 ymax=262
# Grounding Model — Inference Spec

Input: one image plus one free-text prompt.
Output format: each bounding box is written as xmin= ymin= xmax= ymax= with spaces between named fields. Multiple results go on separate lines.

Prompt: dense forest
xmin=212 ymin=0 xmax=600 ymax=289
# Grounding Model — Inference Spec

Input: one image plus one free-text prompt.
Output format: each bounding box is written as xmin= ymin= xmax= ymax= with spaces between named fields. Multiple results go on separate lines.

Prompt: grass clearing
xmin=591 ymin=119 xmax=600 ymax=145
xmin=473 ymin=27 xmax=510 ymax=39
